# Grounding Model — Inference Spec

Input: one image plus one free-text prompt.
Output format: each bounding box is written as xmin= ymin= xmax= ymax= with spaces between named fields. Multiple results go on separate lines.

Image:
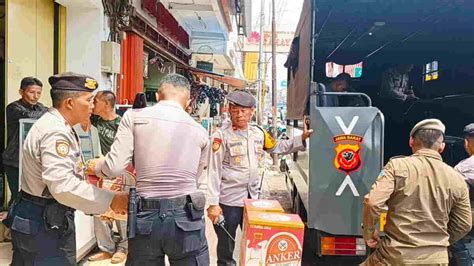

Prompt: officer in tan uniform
xmin=4 ymin=72 xmax=128 ymax=265
xmin=361 ymin=119 xmax=472 ymax=266
xmin=207 ymin=90 xmax=313 ymax=265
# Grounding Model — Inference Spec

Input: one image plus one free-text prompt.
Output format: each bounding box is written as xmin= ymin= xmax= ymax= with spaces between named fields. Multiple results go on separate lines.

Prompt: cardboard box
xmin=240 ymin=211 xmax=304 ymax=266
xmin=243 ymin=199 xmax=284 ymax=214
xmin=243 ymin=199 xmax=285 ymax=228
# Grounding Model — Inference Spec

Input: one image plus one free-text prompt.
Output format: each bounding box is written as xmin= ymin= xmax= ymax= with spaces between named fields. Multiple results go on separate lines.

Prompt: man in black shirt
xmin=2 ymin=77 xmax=47 ymax=205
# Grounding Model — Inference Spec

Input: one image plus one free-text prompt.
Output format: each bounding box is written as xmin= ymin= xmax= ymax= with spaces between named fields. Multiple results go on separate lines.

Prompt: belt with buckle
xmin=140 ymin=195 xmax=188 ymax=211
xmin=20 ymin=191 xmax=57 ymax=207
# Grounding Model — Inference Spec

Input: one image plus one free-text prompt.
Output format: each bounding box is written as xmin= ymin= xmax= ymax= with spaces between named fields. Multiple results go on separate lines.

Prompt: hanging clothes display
xmin=190 ymin=82 xmax=227 ymax=117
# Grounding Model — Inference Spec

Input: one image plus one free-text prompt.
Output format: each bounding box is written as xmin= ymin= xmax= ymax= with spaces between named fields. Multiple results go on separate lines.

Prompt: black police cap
xmin=463 ymin=123 xmax=474 ymax=137
xmin=49 ymin=72 xmax=98 ymax=92
xmin=227 ymin=90 xmax=256 ymax=108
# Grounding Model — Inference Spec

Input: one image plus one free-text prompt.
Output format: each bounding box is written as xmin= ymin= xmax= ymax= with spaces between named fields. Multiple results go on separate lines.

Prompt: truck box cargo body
xmin=285 ymin=0 xmax=474 ymax=264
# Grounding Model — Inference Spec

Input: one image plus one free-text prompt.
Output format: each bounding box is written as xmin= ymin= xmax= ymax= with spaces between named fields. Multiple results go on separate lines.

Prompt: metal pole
xmin=271 ymin=0 xmax=278 ymax=165
xmin=256 ymin=0 xmax=265 ymax=125
xmin=262 ymin=54 xmax=268 ymax=120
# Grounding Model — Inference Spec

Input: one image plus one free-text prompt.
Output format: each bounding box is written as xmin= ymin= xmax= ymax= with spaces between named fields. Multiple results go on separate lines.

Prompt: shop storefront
xmin=118 ymin=1 xmax=247 ymax=112
xmin=116 ymin=1 xmax=191 ymax=105
xmin=1 ymin=0 xmax=111 ymax=260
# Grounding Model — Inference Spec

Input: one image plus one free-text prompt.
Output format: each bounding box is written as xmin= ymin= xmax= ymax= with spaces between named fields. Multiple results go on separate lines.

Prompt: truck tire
xmin=301 ymin=227 xmax=318 ymax=264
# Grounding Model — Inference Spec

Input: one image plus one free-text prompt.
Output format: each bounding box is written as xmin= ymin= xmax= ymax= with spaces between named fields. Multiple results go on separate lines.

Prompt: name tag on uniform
xmin=255 ymin=145 xmax=264 ymax=162
xmin=229 ymin=142 xmax=242 ymax=147
xmin=230 ymin=146 xmax=243 ymax=155
xmin=229 ymin=142 xmax=244 ymax=166
xmin=134 ymin=119 xmax=149 ymax=125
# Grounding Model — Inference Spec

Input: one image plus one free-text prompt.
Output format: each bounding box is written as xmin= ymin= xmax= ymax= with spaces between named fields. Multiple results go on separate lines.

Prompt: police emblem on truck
xmin=333 ymin=135 xmax=363 ymax=174
xmin=333 ymin=116 xmax=363 ymax=196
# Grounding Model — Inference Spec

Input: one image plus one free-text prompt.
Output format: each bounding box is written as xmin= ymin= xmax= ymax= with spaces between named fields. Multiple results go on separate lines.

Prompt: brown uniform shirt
xmin=363 ymin=149 xmax=472 ymax=264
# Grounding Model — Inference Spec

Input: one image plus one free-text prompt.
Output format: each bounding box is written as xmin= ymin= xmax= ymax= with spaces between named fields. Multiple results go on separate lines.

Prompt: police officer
xmin=207 ymin=90 xmax=313 ymax=266
xmin=450 ymin=123 xmax=474 ymax=266
xmin=456 ymin=123 xmax=474 ymax=187
xmin=361 ymin=119 xmax=472 ymax=265
xmin=5 ymin=72 xmax=128 ymax=265
xmin=89 ymin=73 xmax=210 ymax=265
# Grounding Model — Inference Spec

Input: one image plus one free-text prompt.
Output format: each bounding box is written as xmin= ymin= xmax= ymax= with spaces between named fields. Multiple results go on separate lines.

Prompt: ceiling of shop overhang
xmin=313 ymin=0 xmax=474 ymax=64
xmin=162 ymin=0 xmax=229 ymax=41
xmin=56 ymin=0 xmax=102 ymax=9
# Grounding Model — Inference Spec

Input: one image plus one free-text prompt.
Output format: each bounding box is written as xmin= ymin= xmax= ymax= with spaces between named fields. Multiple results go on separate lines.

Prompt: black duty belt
xmin=20 ymin=191 xmax=57 ymax=207
xmin=140 ymin=195 xmax=188 ymax=211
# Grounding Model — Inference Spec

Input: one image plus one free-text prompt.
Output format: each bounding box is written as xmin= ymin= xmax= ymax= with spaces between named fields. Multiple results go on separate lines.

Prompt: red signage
xmin=243 ymin=31 xmax=295 ymax=53
xmin=265 ymin=234 xmax=302 ymax=264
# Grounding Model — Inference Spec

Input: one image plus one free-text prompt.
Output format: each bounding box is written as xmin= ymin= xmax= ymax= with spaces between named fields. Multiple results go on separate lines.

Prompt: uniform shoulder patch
xmin=212 ymin=138 xmax=222 ymax=152
xmin=55 ymin=140 xmax=70 ymax=157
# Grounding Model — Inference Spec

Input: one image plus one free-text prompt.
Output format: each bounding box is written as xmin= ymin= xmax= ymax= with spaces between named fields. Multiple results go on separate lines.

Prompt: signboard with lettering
xmin=243 ymin=31 xmax=295 ymax=53
xmin=196 ymin=61 xmax=214 ymax=72
xmin=240 ymin=211 xmax=304 ymax=265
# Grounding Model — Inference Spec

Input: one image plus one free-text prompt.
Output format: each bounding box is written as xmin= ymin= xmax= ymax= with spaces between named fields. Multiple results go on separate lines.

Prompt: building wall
xmin=6 ymin=0 xmax=54 ymax=106
xmin=5 ymin=0 xmax=109 ymax=106
xmin=53 ymin=0 xmax=106 ymax=256
xmin=4 ymin=0 xmax=112 ymax=257
xmin=58 ymin=1 xmax=104 ymax=88
xmin=57 ymin=0 xmax=112 ymax=92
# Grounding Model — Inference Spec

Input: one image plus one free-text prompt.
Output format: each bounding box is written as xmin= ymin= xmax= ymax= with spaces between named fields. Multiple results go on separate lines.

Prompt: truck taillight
xmin=320 ymin=237 xmax=366 ymax=256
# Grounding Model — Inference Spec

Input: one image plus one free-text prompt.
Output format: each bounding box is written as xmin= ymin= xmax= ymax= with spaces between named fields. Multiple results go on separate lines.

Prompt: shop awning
xmin=185 ymin=66 xmax=247 ymax=88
